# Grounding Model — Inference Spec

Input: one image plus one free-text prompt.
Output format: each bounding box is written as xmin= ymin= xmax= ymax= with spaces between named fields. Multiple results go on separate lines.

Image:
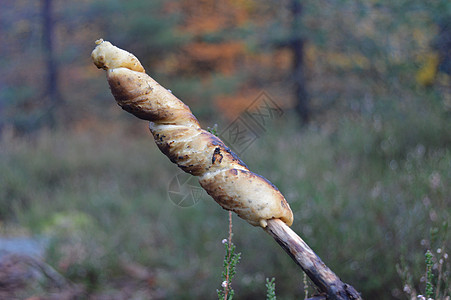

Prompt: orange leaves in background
xmin=180 ymin=0 xmax=249 ymax=34
xmin=216 ymin=88 xmax=262 ymax=119
xmin=175 ymin=0 xmax=249 ymax=75
xmin=167 ymin=0 xmax=256 ymax=115
xmin=183 ymin=42 xmax=245 ymax=74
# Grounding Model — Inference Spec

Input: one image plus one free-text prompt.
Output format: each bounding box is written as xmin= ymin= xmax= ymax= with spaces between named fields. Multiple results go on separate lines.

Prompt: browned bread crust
xmin=92 ymin=39 xmax=293 ymax=227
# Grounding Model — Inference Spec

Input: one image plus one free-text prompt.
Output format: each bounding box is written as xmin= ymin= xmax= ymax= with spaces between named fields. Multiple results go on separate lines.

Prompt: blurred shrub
xmin=1 ymin=99 xmax=449 ymax=298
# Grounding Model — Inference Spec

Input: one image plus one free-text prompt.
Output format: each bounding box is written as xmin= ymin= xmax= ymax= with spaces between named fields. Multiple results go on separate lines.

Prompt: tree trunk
xmin=42 ymin=0 xmax=61 ymax=127
xmin=290 ymin=0 xmax=309 ymax=124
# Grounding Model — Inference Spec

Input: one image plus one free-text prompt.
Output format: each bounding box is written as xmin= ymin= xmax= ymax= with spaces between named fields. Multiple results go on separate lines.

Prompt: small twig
xmin=264 ymin=219 xmax=362 ymax=300
xmin=224 ymin=211 xmax=233 ymax=299
xmin=435 ymin=245 xmax=445 ymax=300
xmin=304 ymin=272 xmax=309 ymax=299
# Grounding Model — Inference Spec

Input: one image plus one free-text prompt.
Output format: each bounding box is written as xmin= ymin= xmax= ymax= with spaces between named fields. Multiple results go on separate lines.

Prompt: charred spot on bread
xmin=212 ymin=147 xmax=223 ymax=164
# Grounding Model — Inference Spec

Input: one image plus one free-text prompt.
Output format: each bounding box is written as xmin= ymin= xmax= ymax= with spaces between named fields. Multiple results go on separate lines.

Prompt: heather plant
xmin=266 ymin=277 xmax=277 ymax=300
xmin=398 ymin=246 xmax=449 ymax=300
xmin=397 ymin=220 xmax=450 ymax=300
xmin=217 ymin=237 xmax=241 ymax=300
xmin=217 ymin=212 xmax=241 ymax=300
xmin=217 ymin=214 xmax=281 ymax=300
xmin=425 ymin=250 xmax=434 ymax=299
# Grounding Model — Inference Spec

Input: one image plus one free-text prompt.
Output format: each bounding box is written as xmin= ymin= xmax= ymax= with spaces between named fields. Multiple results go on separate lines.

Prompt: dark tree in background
xmin=290 ymin=0 xmax=309 ymax=124
xmin=435 ymin=17 xmax=451 ymax=76
xmin=257 ymin=0 xmax=310 ymax=125
xmin=42 ymin=0 xmax=62 ymax=127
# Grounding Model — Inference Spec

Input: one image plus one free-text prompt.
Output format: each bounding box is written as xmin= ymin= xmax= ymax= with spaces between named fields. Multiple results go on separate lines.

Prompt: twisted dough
xmin=91 ymin=39 xmax=293 ymax=227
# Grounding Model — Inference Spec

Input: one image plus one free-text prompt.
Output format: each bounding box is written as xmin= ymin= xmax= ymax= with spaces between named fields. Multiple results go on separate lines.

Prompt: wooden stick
xmin=264 ymin=219 xmax=362 ymax=300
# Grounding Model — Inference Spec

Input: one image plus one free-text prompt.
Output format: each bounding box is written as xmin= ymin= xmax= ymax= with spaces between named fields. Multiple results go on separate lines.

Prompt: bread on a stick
xmin=91 ymin=39 xmax=293 ymax=227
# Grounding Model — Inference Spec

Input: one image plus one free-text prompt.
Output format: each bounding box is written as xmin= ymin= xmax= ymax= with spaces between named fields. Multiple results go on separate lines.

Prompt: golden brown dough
xmin=91 ymin=39 xmax=145 ymax=72
xmin=92 ymin=39 xmax=293 ymax=227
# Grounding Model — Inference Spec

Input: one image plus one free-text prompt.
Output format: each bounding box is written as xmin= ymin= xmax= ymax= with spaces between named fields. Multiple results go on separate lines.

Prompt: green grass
xmin=0 ymin=105 xmax=449 ymax=298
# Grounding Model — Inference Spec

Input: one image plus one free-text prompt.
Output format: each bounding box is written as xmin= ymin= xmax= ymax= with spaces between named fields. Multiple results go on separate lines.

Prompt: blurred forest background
xmin=1 ymin=0 xmax=450 ymax=299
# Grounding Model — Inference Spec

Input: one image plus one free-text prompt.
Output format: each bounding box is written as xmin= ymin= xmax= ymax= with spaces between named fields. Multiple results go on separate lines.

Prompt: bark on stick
xmin=265 ymin=219 xmax=362 ymax=300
